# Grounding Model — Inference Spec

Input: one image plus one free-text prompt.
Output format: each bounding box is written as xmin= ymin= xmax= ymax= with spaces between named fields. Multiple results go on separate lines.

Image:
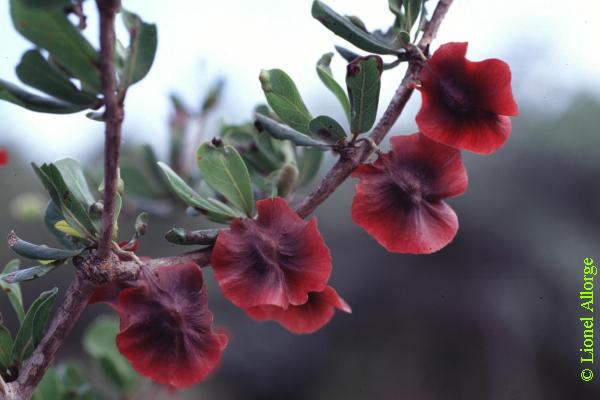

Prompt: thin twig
xmin=295 ymin=0 xmax=453 ymax=218
xmin=96 ymin=0 xmax=124 ymax=260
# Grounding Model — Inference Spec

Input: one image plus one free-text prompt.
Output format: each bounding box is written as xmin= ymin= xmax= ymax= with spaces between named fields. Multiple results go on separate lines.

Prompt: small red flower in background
xmin=416 ymin=42 xmax=518 ymax=154
xmin=90 ymin=262 xmax=228 ymax=388
xmin=245 ymin=286 xmax=351 ymax=334
xmin=211 ymin=197 xmax=332 ymax=309
xmin=0 ymin=147 xmax=8 ymax=166
xmin=352 ymin=133 xmax=468 ymax=254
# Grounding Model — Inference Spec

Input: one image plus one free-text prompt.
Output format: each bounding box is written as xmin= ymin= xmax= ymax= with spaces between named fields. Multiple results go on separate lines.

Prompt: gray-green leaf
xmin=119 ymin=10 xmax=158 ymax=91
xmin=197 ymin=141 xmax=255 ymax=217
xmin=346 ymin=56 xmax=383 ymax=134
xmin=309 ymin=115 xmax=347 ymax=144
xmin=311 ymin=0 xmax=400 ymax=55
xmin=316 ymin=53 xmax=351 ymax=122
xmin=7 ymin=231 xmax=84 ymax=261
xmin=256 ymin=114 xmax=329 ymax=148
xmin=259 ymin=69 xmax=312 ymax=134
xmin=0 ymin=262 xmax=65 ymax=284
xmin=16 ymin=50 xmax=99 ymax=107
xmin=0 ymin=259 xmax=25 ymax=323
xmin=12 ymin=287 xmax=58 ymax=364
xmin=10 ymin=0 xmax=101 ymax=93
xmin=0 ymin=324 xmax=13 ymax=371
xmin=0 ymin=79 xmax=90 ymax=114
xmin=157 ymin=161 xmax=241 ymax=222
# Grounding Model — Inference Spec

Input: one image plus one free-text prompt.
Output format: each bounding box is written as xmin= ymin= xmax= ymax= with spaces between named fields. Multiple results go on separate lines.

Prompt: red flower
xmin=351 ymin=133 xmax=468 ymax=254
xmin=211 ymin=197 xmax=332 ymax=309
xmin=416 ymin=42 xmax=518 ymax=154
xmin=0 ymin=147 xmax=8 ymax=166
xmin=90 ymin=262 xmax=228 ymax=388
xmin=245 ymin=286 xmax=351 ymax=334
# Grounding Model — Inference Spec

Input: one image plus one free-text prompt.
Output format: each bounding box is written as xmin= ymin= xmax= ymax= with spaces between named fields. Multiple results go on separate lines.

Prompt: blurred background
xmin=1 ymin=0 xmax=599 ymax=399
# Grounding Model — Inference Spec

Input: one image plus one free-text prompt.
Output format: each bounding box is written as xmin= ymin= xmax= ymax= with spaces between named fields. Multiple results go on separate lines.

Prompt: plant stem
xmin=96 ymin=0 xmax=124 ymax=260
xmin=9 ymin=275 xmax=96 ymax=400
xmin=295 ymin=0 xmax=453 ymax=218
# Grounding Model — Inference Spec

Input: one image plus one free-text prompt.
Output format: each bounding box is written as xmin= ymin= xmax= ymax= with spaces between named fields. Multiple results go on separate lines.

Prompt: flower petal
xmin=352 ymin=134 xmax=464 ymax=254
xmin=211 ymin=197 xmax=332 ymax=309
xmin=417 ymin=41 xmax=517 ymax=154
xmin=246 ymin=286 xmax=351 ymax=334
xmin=114 ymin=262 xmax=227 ymax=388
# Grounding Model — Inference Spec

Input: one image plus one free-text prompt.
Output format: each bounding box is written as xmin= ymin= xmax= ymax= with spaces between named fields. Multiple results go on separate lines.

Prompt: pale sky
xmin=0 ymin=0 xmax=598 ymax=161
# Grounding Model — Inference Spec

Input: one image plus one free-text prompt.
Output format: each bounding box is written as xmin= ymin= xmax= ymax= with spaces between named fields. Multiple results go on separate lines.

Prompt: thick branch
xmin=11 ymin=275 xmax=96 ymax=400
xmin=295 ymin=0 xmax=453 ymax=218
xmin=96 ymin=0 xmax=124 ymax=259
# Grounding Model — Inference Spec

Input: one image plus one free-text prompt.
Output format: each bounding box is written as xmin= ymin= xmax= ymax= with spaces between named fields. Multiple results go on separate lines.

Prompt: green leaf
xmin=202 ymin=78 xmax=225 ymax=113
xmin=346 ymin=56 xmax=383 ymax=134
xmin=0 ymin=79 xmax=89 ymax=114
xmin=55 ymin=158 xmax=95 ymax=208
xmin=165 ymin=228 xmax=219 ymax=246
xmin=298 ymin=148 xmax=324 ymax=186
xmin=83 ymin=316 xmax=136 ymax=391
xmin=311 ymin=0 xmax=400 ymax=55
xmin=256 ymin=114 xmax=329 ymax=148
xmin=10 ymin=0 xmax=101 ymax=92
xmin=197 ymin=141 xmax=255 ymax=216
xmin=44 ymin=201 xmax=86 ymax=250
xmin=0 ymin=260 xmax=25 ymax=323
xmin=404 ymin=0 xmax=422 ymax=31
xmin=309 ymin=115 xmax=347 ymax=144
xmin=119 ymin=10 xmax=158 ymax=91
xmin=57 ymin=362 xmax=95 ymax=399
xmin=12 ymin=287 xmax=58 ymax=364
xmin=1 ymin=262 xmax=65 ymax=284
xmin=33 ymin=162 xmax=98 ymax=237
xmin=0 ymin=323 xmax=13 ymax=370
xmin=32 ymin=368 xmax=62 ymax=400
xmin=157 ymin=161 xmax=241 ymax=221
xmin=335 ymin=45 xmax=361 ymax=63
xmin=316 ymin=53 xmax=351 ymax=122
xmin=16 ymin=50 xmax=99 ymax=107
xmin=21 ymin=0 xmax=68 ymax=8
xmin=7 ymin=231 xmax=84 ymax=261
xmin=259 ymin=69 xmax=312 ymax=134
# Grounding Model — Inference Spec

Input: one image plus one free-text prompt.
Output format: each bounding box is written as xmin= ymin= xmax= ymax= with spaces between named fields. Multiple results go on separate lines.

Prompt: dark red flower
xmin=245 ymin=286 xmax=351 ymax=334
xmin=211 ymin=197 xmax=332 ymax=309
xmin=416 ymin=42 xmax=518 ymax=154
xmin=90 ymin=262 xmax=228 ymax=388
xmin=351 ymin=133 xmax=468 ymax=254
xmin=0 ymin=147 xmax=8 ymax=166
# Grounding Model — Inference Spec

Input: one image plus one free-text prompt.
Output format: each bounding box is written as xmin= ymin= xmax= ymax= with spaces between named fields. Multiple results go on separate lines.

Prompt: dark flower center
xmin=439 ymin=77 xmax=473 ymax=112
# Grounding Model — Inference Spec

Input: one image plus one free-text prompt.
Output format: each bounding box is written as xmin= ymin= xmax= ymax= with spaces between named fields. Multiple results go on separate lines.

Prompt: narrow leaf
xmin=256 ymin=114 xmax=329 ymax=148
xmin=259 ymin=69 xmax=312 ymax=134
xmin=44 ymin=201 xmax=85 ymax=250
xmin=32 ymin=288 xmax=59 ymax=346
xmin=346 ymin=56 xmax=383 ymax=134
xmin=0 ymin=260 xmax=25 ymax=322
xmin=7 ymin=231 xmax=83 ymax=261
xmin=311 ymin=0 xmax=400 ymax=55
xmin=309 ymin=116 xmax=347 ymax=144
xmin=12 ymin=287 xmax=58 ymax=364
xmin=316 ymin=53 xmax=351 ymax=122
xmin=197 ymin=141 xmax=255 ymax=216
